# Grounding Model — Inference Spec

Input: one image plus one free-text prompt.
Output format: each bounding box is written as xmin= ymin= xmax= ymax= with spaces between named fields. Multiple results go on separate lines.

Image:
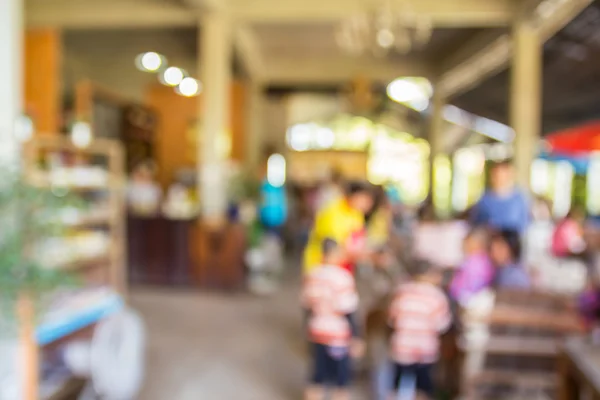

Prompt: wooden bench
xmin=559 ymin=337 xmax=600 ymax=400
xmin=484 ymin=336 xmax=559 ymax=358
xmin=461 ymin=289 xmax=585 ymax=399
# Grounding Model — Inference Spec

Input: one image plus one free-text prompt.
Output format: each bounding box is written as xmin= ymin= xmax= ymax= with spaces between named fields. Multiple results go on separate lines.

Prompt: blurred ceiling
xmin=453 ymin=0 xmax=600 ymax=135
xmin=25 ymin=0 xmax=522 ymax=86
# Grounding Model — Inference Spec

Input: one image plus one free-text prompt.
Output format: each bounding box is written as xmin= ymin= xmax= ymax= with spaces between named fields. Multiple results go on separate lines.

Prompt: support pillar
xmin=199 ymin=11 xmax=232 ymax=222
xmin=430 ymin=88 xmax=446 ymax=211
xmin=25 ymin=29 xmax=62 ymax=135
xmin=0 ymin=0 xmax=23 ymax=165
xmin=244 ymin=81 xmax=265 ymax=174
xmin=510 ymin=21 xmax=542 ymax=191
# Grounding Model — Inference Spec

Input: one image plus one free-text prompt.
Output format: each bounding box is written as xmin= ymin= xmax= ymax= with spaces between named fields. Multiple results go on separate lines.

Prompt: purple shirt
xmin=578 ymin=289 xmax=600 ymax=326
xmin=450 ymin=253 xmax=494 ymax=304
xmin=495 ymin=263 xmax=531 ymax=289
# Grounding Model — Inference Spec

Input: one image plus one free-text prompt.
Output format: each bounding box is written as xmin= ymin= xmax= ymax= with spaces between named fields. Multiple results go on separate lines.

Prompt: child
xmin=490 ymin=229 xmax=531 ymax=289
xmin=388 ymin=260 xmax=452 ymax=400
xmin=578 ymin=274 xmax=600 ymax=330
xmin=450 ymin=228 xmax=495 ymax=305
xmin=302 ymin=238 xmax=363 ymax=400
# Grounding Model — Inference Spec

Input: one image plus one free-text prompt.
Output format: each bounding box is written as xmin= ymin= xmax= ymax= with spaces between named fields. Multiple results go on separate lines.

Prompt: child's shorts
xmin=392 ymin=363 xmax=434 ymax=396
xmin=310 ymin=343 xmax=351 ymax=388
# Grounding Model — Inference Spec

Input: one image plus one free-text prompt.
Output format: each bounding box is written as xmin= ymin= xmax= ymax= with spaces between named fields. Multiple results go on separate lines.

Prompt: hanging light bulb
xmin=335 ymin=0 xmax=432 ymax=57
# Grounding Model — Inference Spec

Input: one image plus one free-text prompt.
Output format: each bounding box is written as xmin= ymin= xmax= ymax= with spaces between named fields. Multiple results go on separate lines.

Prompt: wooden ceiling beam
xmin=25 ymin=0 xmax=197 ymax=29
xmin=265 ymin=57 xmax=432 ymax=86
xmin=26 ymin=0 xmax=518 ymax=29
xmin=438 ymin=0 xmax=595 ymax=98
xmin=234 ymin=25 xmax=266 ymax=82
xmin=227 ymin=0 xmax=518 ymax=27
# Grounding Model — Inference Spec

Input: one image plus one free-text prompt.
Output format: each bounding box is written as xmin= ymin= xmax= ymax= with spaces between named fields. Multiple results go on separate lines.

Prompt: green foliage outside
xmin=0 ymin=166 xmax=84 ymax=319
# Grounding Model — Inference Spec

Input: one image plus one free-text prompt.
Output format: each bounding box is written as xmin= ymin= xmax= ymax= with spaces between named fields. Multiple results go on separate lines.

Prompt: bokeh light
xmin=71 ymin=122 xmax=93 ymax=148
xmin=161 ymin=67 xmax=185 ymax=87
xmin=135 ymin=52 xmax=164 ymax=72
xmin=177 ymin=77 xmax=201 ymax=97
xmin=14 ymin=114 xmax=34 ymax=142
xmin=267 ymin=154 xmax=286 ymax=187
xmin=387 ymin=77 xmax=433 ymax=112
xmin=315 ymin=127 xmax=336 ymax=149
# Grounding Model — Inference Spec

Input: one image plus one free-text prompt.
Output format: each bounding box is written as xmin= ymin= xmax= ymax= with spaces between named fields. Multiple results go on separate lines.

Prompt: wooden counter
xmin=127 ymin=215 xmax=246 ymax=290
xmin=560 ymin=337 xmax=600 ymax=400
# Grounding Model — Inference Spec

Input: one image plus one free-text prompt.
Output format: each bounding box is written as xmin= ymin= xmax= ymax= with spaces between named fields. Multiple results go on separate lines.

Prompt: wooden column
xmin=24 ymin=29 xmax=62 ymax=135
xmin=230 ymin=81 xmax=247 ymax=164
xmin=199 ymin=11 xmax=232 ymax=222
xmin=244 ymin=81 xmax=265 ymax=172
xmin=510 ymin=20 xmax=542 ymax=191
xmin=430 ymin=87 xmax=446 ymax=207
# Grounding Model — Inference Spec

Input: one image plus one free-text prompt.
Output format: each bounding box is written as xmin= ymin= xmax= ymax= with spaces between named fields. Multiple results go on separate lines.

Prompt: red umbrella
xmin=545 ymin=121 xmax=600 ymax=156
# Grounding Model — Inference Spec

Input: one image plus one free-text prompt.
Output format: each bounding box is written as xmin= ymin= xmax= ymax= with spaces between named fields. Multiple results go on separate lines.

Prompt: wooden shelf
xmin=64 ymin=214 xmax=112 ymax=228
xmin=21 ymin=135 xmax=127 ymax=400
xmin=26 ymin=172 xmax=116 ymax=192
xmin=60 ymin=254 xmax=111 ymax=272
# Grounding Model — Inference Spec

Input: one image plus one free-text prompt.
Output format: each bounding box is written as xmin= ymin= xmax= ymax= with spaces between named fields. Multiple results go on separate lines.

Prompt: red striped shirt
xmin=389 ymin=281 xmax=452 ymax=364
xmin=302 ymin=264 xmax=359 ymax=347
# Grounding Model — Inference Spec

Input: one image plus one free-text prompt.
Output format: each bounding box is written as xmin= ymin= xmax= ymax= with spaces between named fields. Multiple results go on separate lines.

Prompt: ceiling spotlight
xmin=161 ymin=67 xmax=185 ymax=87
xmin=135 ymin=52 xmax=164 ymax=72
xmin=177 ymin=78 xmax=201 ymax=97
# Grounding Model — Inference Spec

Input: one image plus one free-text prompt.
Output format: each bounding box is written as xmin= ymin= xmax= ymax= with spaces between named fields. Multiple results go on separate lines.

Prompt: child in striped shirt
xmin=388 ymin=260 xmax=452 ymax=400
xmin=302 ymin=238 xmax=363 ymax=400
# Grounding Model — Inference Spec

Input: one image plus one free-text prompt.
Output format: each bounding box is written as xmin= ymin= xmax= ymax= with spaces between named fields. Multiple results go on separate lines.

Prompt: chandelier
xmin=335 ymin=0 xmax=432 ymax=57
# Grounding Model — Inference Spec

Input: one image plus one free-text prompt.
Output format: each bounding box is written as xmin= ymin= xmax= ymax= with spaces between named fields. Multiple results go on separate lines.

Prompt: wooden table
xmin=560 ymin=337 xmax=600 ymax=400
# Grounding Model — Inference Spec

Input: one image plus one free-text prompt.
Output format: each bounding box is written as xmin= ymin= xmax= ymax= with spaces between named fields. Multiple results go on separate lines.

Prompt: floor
xmin=131 ymin=276 xmax=371 ymax=400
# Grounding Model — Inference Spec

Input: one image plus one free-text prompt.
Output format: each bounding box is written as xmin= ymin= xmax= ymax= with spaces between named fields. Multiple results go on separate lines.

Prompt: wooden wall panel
xmin=145 ymin=81 xmax=247 ymax=188
xmin=25 ymin=29 xmax=61 ymax=135
xmin=145 ymin=84 xmax=199 ymax=187
xmin=230 ymin=81 xmax=247 ymax=163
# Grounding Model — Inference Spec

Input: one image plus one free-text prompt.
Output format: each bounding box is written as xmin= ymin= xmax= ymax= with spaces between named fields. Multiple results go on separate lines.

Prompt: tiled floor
xmin=132 ymin=275 xmax=371 ymax=400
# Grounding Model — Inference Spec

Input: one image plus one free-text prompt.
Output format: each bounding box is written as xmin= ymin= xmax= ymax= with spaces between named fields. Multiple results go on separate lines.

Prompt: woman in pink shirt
xmin=552 ymin=210 xmax=586 ymax=258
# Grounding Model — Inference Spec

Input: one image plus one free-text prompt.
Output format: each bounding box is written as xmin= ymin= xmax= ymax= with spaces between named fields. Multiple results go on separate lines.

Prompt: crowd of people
xmin=294 ymin=161 xmax=600 ymax=400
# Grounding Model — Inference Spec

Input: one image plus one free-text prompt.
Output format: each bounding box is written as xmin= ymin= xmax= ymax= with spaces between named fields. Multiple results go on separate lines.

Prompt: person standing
xmin=470 ymin=160 xmax=530 ymax=234
xmin=303 ymin=181 xmax=374 ymax=276
xmin=302 ymin=239 xmax=363 ymax=400
xmin=388 ymin=261 xmax=452 ymax=400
